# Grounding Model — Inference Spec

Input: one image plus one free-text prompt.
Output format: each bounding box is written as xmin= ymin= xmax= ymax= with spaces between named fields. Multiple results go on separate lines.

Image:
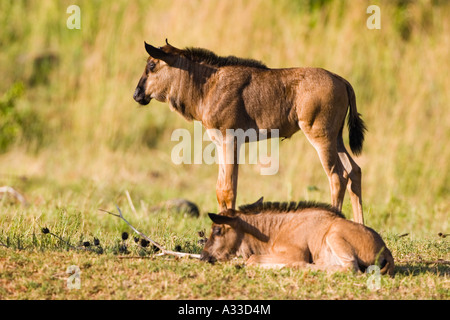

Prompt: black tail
xmin=345 ymin=82 xmax=366 ymax=155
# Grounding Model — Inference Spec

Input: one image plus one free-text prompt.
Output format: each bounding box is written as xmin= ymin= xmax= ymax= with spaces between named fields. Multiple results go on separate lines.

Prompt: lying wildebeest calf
xmin=201 ymin=198 xmax=394 ymax=276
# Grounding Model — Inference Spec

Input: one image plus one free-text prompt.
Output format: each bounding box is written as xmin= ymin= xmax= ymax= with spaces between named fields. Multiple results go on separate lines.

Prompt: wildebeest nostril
xmin=133 ymin=88 xmax=140 ymax=100
xmin=200 ymin=251 xmax=208 ymax=261
xmin=200 ymin=251 xmax=216 ymax=264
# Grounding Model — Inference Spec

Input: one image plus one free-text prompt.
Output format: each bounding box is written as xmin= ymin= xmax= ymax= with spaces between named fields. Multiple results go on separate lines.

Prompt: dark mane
xmin=238 ymin=201 xmax=345 ymax=218
xmin=181 ymin=47 xmax=269 ymax=69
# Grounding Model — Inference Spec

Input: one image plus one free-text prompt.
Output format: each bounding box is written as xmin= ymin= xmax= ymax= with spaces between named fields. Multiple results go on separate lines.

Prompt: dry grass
xmin=2 ymin=0 xmax=448 ymax=206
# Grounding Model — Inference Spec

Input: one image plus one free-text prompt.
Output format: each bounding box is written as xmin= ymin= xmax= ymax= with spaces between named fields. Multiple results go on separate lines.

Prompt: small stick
xmin=99 ymin=206 xmax=201 ymax=259
xmin=125 ymin=190 xmax=137 ymax=215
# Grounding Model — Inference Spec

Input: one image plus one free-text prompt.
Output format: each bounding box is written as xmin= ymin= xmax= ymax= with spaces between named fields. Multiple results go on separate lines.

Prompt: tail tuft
xmin=346 ymin=83 xmax=367 ymax=156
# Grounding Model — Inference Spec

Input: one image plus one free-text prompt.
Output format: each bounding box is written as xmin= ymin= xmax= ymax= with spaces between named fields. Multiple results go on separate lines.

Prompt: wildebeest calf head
xmin=133 ymin=40 xmax=180 ymax=105
xmin=200 ymin=209 xmax=244 ymax=263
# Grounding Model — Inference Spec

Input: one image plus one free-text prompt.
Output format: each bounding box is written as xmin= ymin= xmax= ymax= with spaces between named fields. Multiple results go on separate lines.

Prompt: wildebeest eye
xmin=212 ymin=226 xmax=222 ymax=236
xmin=146 ymin=61 xmax=156 ymax=74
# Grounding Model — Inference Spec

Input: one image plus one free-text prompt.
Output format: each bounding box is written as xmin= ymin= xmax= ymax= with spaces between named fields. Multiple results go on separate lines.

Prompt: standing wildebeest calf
xmin=200 ymin=198 xmax=394 ymax=276
xmin=134 ymin=40 xmax=367 ymax=224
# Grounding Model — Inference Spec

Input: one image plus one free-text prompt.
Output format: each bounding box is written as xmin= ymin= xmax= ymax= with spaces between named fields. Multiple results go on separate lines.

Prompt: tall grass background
xmin=0 ymin=0 xmax=448 ymax=235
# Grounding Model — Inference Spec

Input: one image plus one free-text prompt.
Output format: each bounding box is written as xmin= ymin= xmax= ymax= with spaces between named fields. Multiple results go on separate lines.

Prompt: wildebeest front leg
xmin=216 ymin=136 xmax=239 ymax=211
xmin=246 ymin=254 xmax=304 ymax=269
xmin=216 ymin=161 xmax=239 ymax=211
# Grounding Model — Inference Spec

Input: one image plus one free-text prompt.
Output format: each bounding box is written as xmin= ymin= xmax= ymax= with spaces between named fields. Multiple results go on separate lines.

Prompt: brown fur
xmin=134 ymin=41 xmax=367 ymax=224
xmin=201 ymin=198 xmax=394 ymax=276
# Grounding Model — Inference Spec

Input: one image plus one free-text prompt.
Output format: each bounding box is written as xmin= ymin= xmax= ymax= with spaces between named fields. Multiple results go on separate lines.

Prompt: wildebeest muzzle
xmin=200 ymin=251 xmax=217 ymax=264
xmin=133 ymin=86 xmax=151 ymax=105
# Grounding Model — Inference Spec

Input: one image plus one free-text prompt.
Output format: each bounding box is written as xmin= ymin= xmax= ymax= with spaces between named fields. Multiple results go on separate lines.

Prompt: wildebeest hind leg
xmin=337 ymin=136 xmax=364 ymax=224
xmin=299 ymin=122 xmax=348 ymax=212
xmin=323 ymin=232 xmax=360 ymax=273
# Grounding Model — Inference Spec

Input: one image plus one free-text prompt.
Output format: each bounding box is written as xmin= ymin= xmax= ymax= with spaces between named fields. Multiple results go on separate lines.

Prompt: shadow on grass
xmin=395 ymin=261 xmax=450 ymax=277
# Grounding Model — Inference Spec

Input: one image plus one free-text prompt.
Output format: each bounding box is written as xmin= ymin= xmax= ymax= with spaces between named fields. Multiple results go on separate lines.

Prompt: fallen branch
xmin=0 ymin=186 xmax=27 ymax=205
xmin=99 ymin=205 xmax=201 ymax=259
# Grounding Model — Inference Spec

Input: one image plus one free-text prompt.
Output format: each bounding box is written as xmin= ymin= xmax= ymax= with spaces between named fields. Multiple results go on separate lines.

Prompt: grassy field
xmin=0 ymin=0 xmax=449 ymax=300
xmin=0 ymin=205 xmax=448 ymax=300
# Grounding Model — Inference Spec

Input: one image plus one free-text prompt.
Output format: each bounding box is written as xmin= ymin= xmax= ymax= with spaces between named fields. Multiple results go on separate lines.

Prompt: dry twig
xmin=125 ymin=190 xmax=137 ymax=215
xmin=99 ymin=205 xmax=201 ymax=259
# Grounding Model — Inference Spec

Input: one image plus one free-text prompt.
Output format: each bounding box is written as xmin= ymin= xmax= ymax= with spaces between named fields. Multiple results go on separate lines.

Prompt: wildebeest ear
xmin=208 ymin=213 xmax=236 ymax=226
xmin=253 ymin=197 xmax=264 ymax=206
xmin=144 ymin=41 xmax=175 ymax=65
xmin=245 ymin=197 xmax=264 ymax=208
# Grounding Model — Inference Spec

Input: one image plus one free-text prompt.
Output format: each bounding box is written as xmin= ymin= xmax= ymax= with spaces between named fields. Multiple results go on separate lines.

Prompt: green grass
xmin=0 ymin=208 xmax=450 ymax=299
xmin=0 ymin=0 xmax=449 ymax=300
xmin=0 ymin=189 xmax=448 ymax=300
